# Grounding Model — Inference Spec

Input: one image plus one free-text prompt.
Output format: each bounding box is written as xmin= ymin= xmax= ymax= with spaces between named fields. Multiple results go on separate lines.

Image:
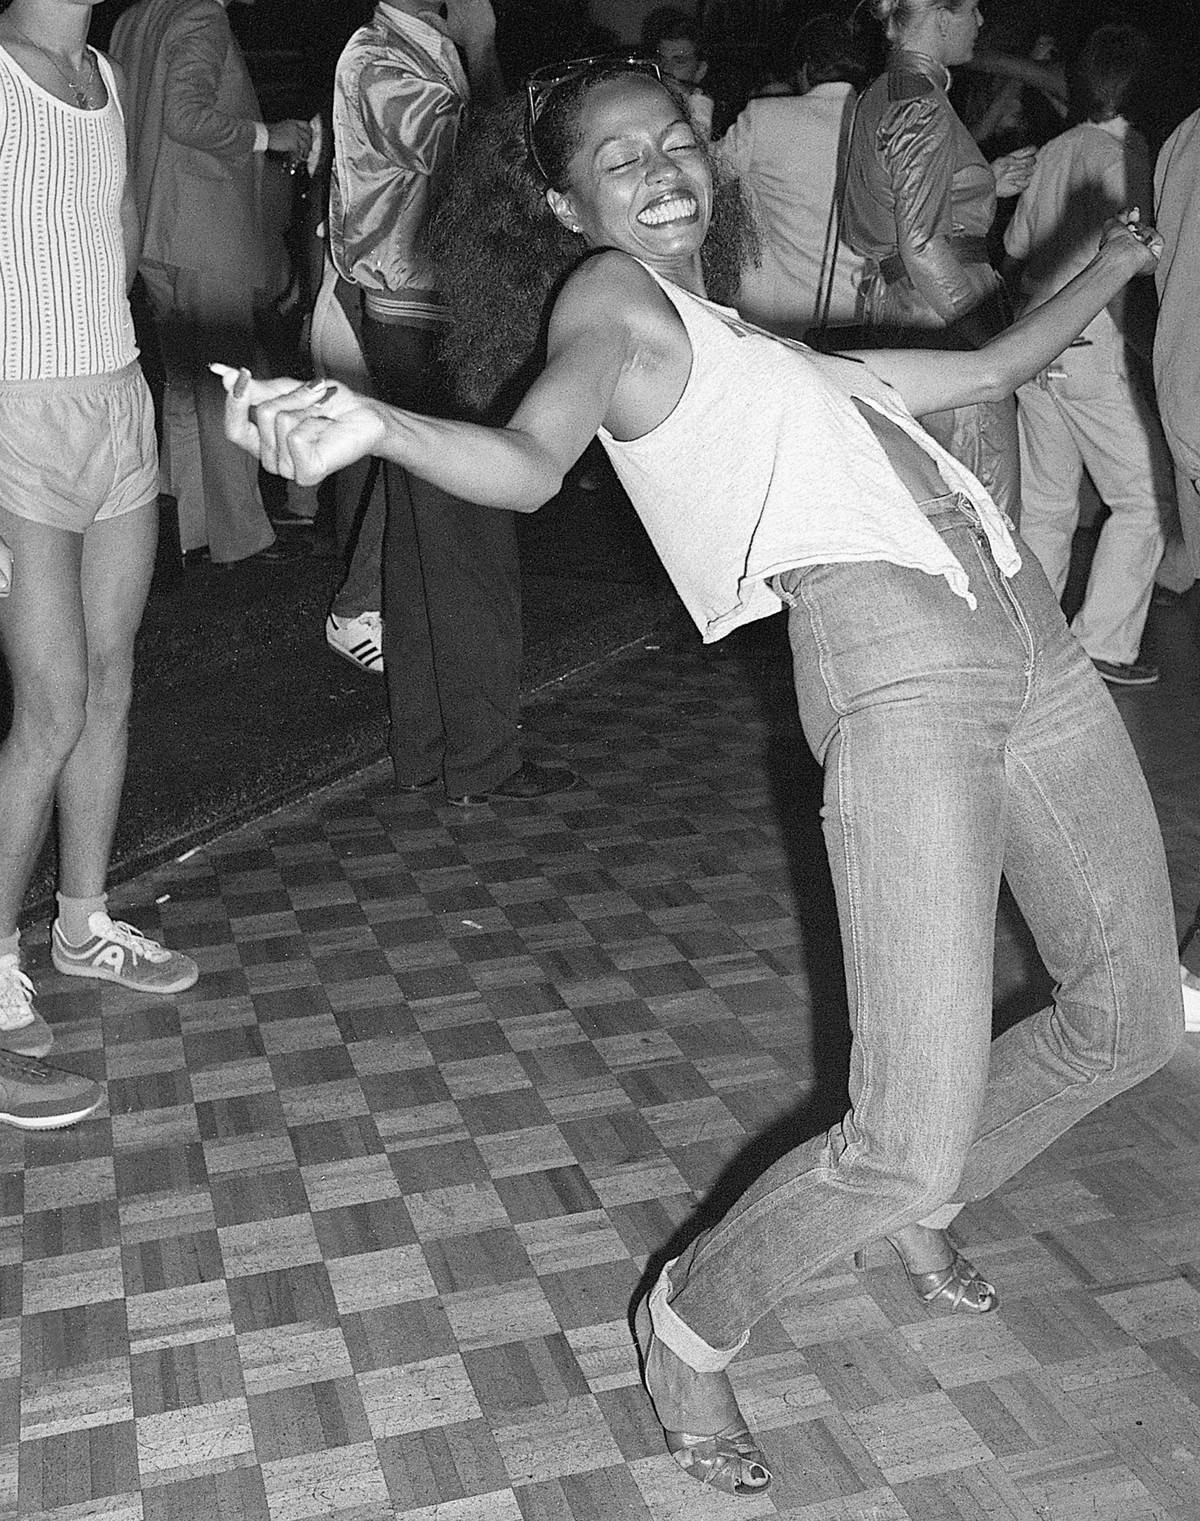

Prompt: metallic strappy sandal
xmin=881 ymin=1236 xmax=998 ymax=1313
xmin=853 ymin=1237 xmax=999 ymax=1313
xmin=632 ymin=1295 xmax=773 ymax=1498
xmin=901 ymin=1247 xmax=998 ymax=1312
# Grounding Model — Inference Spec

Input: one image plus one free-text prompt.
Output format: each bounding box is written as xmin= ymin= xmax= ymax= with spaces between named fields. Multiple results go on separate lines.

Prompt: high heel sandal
xmin=632 ymin=1294 xmax=772 ymax=1498
xmin=853 ymin=1240 xmax=998 ymax=1314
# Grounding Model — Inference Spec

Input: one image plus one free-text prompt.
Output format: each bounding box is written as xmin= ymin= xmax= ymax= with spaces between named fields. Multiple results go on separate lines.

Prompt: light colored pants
xmin=1016 ymin=337 xmax=1174 ymax=666
xmin=657 ymin=496 xmax=1182 ymax=1362
xmin=141 ymin=262 xmax=274 ymax=564
xmin=310 ymin=259 xmax=384 ymax=617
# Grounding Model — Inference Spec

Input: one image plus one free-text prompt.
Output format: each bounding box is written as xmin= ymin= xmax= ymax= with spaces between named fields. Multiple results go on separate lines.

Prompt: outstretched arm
xmin=216 ymin=261 xmax=645 ymax=509
xmin=854 ymin=215 xmax=1159 ymax=416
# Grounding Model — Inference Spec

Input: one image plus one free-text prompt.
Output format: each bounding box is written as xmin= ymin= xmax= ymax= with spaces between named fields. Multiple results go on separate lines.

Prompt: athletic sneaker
xmin=326 ymin=611 xmax=384 ymax=675
xmin=0 ymin=954 xmax=54 ymax=1058
xmin=51 ymin=913 xmax=199 ymax=995
xmin=0 ymin=1049 xmax=103 ymax=1129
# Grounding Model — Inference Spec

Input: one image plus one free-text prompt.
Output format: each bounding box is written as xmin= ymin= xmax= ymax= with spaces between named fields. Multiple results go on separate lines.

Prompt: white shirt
xmin=1005 ymin=117 xmax=1150 ymax=351
xmin=600 ymin=263 xmax=1019 ymax=642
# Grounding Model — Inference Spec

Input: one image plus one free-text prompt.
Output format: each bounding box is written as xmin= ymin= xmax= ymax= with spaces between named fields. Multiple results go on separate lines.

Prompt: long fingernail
xmin=233 ymin=368 xmax=249 ymax=398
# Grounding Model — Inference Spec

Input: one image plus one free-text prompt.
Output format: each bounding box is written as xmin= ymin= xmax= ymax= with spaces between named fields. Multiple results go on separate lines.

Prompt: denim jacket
xmin=329 ymin=5 xmax=467 ymax=323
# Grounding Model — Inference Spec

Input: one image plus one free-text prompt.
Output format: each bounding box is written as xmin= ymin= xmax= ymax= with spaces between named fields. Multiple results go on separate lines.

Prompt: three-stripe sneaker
xmin=51 ymin=914 xmax=199 ymax=995
xmin=326 ymin=611 xmax=384 ymax=675
xmin=0 ymin=954 xmax=54 ymax=1058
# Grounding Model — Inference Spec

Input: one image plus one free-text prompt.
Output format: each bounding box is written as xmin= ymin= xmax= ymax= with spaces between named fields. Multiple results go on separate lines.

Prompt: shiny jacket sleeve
xmin=162 ymin=3 xmax=259 ymax=161
xmin=879 ymin=96 xmax=983 ymax=323
xmin=359 ymin=60 xmax=461 ymax=182
xmin=332 ymin=60 xmax=462 ymax=295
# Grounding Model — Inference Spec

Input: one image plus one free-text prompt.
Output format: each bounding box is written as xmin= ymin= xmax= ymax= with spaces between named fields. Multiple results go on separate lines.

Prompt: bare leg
xmin=889 ymin=1222 xmax=957 ymax=1273
xmin=55 ymin=504 xmax=157 ymax=896
xmin=0 ymin=506 xmax=87 ymax=935
xmin=0 ymin=499 xmax=156 ymax=933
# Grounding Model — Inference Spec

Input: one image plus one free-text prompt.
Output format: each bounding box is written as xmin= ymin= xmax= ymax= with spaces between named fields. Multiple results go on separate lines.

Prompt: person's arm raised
xmin=854 ymin=215 xmax=1160 ymax=419
xmin=215 ymin=257 xmax=644 ymax=510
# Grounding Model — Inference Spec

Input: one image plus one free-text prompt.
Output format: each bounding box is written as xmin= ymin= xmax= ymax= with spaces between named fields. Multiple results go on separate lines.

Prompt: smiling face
xmin=545 ymin=74 xmax=712 ymax=281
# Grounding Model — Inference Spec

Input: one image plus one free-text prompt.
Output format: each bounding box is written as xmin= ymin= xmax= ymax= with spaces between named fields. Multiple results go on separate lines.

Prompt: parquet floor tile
xmin=11 ymin=615 xmax=1200 ymax=1518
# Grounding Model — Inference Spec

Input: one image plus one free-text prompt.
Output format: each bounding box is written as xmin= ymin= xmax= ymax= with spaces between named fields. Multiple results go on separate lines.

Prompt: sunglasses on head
xmin=523 ymin=54 xmax=664 ymax=182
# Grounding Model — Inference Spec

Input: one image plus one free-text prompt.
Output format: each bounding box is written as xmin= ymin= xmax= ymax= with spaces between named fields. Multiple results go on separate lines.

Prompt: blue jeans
xmin=662 ymin=496 xmax=1182 ymax=1359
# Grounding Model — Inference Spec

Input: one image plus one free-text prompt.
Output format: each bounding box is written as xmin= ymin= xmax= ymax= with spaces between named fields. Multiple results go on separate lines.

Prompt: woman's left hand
xmin=1100 ymin=209 xmax=1164 ymax=273
xmin=991 ymin=146 xmax=1038 ymax=197
xmin=0 ymin=534 xmax=11 ymax=598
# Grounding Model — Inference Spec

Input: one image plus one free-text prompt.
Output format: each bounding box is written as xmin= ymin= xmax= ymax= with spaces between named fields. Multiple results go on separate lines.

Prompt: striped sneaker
xmin=0 ymin=953 xmax=54 ymax=1058
xmin=51 ymin=914 xmax=199 ymax=995
xmin=0 ymin=1049 xmax=103 ymax=1130
xmin=326 ymin=611 xmax=384 ymax=675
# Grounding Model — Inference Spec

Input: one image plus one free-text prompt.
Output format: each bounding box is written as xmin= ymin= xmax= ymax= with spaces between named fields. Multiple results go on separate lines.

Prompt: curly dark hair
xmin=430 ymin=64 xmax=758 ymax=419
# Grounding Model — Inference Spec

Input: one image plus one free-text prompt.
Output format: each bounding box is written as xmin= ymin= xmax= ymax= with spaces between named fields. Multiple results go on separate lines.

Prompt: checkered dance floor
xmin=10 ymin=617 xmax=1200 ymax=1521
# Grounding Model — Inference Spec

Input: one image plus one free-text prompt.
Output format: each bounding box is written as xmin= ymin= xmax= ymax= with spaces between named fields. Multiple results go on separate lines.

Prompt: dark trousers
xmin=363 ymin=316 xmax=521 ymax=796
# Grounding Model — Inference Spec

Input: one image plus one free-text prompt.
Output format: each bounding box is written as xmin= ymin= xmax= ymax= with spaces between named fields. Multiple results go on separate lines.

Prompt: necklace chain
xmin=9 ymin=29 xmax=101 ymax=109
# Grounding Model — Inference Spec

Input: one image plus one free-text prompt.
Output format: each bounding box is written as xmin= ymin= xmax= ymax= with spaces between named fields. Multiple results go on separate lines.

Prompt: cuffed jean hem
xmin=650 ymin=1259 xmax=749 ymax=1373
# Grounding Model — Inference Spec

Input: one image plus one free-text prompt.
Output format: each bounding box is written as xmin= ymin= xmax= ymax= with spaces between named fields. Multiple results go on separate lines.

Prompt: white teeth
xmin=638 ymin=196 xmax=696 ymax=226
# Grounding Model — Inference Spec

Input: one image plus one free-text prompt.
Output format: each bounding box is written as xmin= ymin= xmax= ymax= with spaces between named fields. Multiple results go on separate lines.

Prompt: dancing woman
xmin=217 ymin=59 xmax=1182 ymax=1497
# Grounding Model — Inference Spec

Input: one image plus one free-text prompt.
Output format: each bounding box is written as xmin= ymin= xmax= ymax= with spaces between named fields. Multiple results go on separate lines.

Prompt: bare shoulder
xmin=551 ymin=251 xmax=693 ymax=437
xmin=552 ymin=250 xmax=684 ymax=351
xmin=557 ymin=249 xmax=669 ymax=312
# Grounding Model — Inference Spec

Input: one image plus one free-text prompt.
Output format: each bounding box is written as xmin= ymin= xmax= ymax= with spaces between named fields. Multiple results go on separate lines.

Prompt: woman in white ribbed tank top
xmin=219 ymin=62 xmax=1182 ymax=1501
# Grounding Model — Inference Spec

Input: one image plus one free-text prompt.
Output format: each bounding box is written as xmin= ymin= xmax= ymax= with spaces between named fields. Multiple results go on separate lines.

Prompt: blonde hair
xmin=871 ymin=0 xmax=965 ymax=42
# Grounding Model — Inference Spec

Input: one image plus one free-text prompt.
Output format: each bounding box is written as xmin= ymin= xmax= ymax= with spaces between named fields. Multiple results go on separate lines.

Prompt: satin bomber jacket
xmin=843 ymin=50 xmax=997 ymax=325
xmin=328 ymin=5 xmax=468 ymax=320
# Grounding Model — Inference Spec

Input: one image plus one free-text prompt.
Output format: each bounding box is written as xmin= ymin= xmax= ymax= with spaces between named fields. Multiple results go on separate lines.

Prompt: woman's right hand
xmin=212 ymin=365 xmax=386 ymax=485
xmin=0 ymin=535 xmax=11 ymax=597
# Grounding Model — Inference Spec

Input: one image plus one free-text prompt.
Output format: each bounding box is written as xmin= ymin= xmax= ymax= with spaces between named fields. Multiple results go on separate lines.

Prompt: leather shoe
xmin=447 ymin=759 xmax=577 ymax=806
xmin=395 ymin=776 xmax=438 ymax=793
